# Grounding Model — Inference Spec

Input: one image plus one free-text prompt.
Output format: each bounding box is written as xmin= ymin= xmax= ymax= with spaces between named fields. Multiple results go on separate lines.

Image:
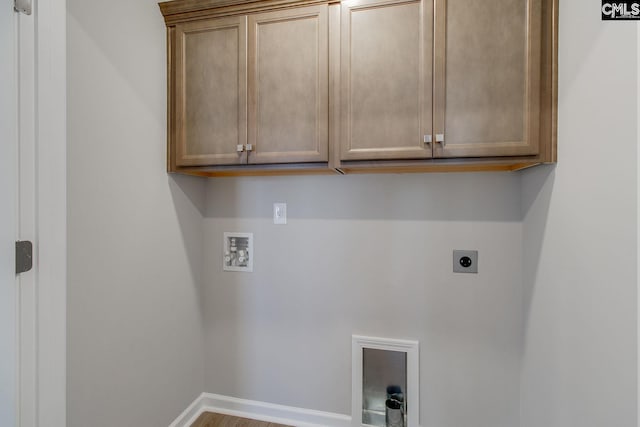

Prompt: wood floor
xmin=190 ymin=412 xmax=292 ymax=427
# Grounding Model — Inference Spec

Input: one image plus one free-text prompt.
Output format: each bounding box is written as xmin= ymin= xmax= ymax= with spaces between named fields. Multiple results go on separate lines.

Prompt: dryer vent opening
xmin=352 ymin=336 xmax=419 ymax=427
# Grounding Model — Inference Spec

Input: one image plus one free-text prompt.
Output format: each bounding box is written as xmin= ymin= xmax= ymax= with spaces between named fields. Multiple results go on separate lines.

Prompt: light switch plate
xmin=273 ymin=203 xmax=287 ymax=225
xmin=453 ymin=250 xmax=478 ymax=273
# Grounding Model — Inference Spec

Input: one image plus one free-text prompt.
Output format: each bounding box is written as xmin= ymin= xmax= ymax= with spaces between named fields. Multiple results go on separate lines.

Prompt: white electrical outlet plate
xmin=273 ymin=203 xmax=287 ymax=225
xmin=223 ymin=232 xmax=253 ymax=272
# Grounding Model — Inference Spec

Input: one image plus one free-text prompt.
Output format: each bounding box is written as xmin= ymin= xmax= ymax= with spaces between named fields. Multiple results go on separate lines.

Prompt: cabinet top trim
xmin=159 ymin=0 xmax=339 ymax=25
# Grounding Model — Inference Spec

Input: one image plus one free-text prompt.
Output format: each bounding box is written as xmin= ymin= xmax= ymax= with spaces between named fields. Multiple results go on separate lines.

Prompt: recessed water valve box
xmin=453 ymin=250 xmax=478 ymax=273
xmin=223 ymin=232 xmax=253 ymax=272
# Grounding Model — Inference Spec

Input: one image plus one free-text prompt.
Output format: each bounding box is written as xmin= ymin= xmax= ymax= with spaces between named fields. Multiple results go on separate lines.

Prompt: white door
xmin=0 ymin=0 xmax=19 ymax=426
xmin=0 ymin=1 xmax=64 ymax=425
xmin=2 ymin=2 xmax=38 ymax=426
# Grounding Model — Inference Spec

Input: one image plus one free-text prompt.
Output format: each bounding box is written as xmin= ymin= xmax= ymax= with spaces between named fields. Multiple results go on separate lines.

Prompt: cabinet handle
xmin=436 ymin=133 xmax=445 ymax=148
xmin=237 ymin=144 xmax=245 ymax=153
xmin=245 ymin=144 xmax=253 ymax=152
xmin=423 ymin=135 xmax=432 ymax=144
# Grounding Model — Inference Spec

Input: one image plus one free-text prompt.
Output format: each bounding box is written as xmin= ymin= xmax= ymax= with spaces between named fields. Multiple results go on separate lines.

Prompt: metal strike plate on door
xmin=15 ymin=241 xmax=33 ymax=274
xmin=14 ymin=0 xmax=32 ymax=15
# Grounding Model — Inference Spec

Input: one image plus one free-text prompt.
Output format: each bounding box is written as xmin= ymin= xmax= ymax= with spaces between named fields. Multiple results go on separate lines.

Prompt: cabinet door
xmin=433 ymin=0 xmax=541 ymax=158
xmin=340 ymin=0 xmax=433 ymax=161
xmin=175 ymin=16 xmax=247 ymax=166
xmin=247 ymin=5 xmax=329 ymax=165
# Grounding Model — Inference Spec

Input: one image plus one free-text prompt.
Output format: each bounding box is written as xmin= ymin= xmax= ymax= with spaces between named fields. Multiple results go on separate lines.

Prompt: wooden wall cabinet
xmin=248 ymin=6 xmax=329 ymax=165
xmin=174 ymin=15 xmax=248 ymax=167
xmin=160 ymin=0 xmax=557 ymax=176
xmin=336 ymin=0 xmax=557 ymax=173
xmin=163 ymin=1 xmax=332 ymax=175
xmin=433 ymin=0 xmax=542 ymax=159
xmin=339 ymin=0 xmax=433 ymax=162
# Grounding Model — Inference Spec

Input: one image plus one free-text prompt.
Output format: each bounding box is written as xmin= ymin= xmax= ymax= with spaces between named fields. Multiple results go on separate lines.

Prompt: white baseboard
xmin=169 ymin=393 xmax=352 ymax=427
xmin=169 ymin=395 xmax=205 ymax=427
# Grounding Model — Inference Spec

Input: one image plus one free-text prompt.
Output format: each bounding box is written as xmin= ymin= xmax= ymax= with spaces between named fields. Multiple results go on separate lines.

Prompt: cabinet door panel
xmin=434 ymin=0 xmax=541 ymax=158
xmin=248 ymin=6 xmax=329 ymax=164
xmin=175 ymin=16 xmax=247 ymax=166
xmin=341 ymin=0 xmax=432 ymax=161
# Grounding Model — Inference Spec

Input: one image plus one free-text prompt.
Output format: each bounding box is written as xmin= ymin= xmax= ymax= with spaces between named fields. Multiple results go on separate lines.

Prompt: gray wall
xmin=65 ymin=0 xmax=639 ymax=425
xmin=203 ymin=173 xmax=524 ymax=427
xmin=520 ymin=1 xmax=638 ymax=426
xmin=67 ymin=1 xmax=206 ymax=426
